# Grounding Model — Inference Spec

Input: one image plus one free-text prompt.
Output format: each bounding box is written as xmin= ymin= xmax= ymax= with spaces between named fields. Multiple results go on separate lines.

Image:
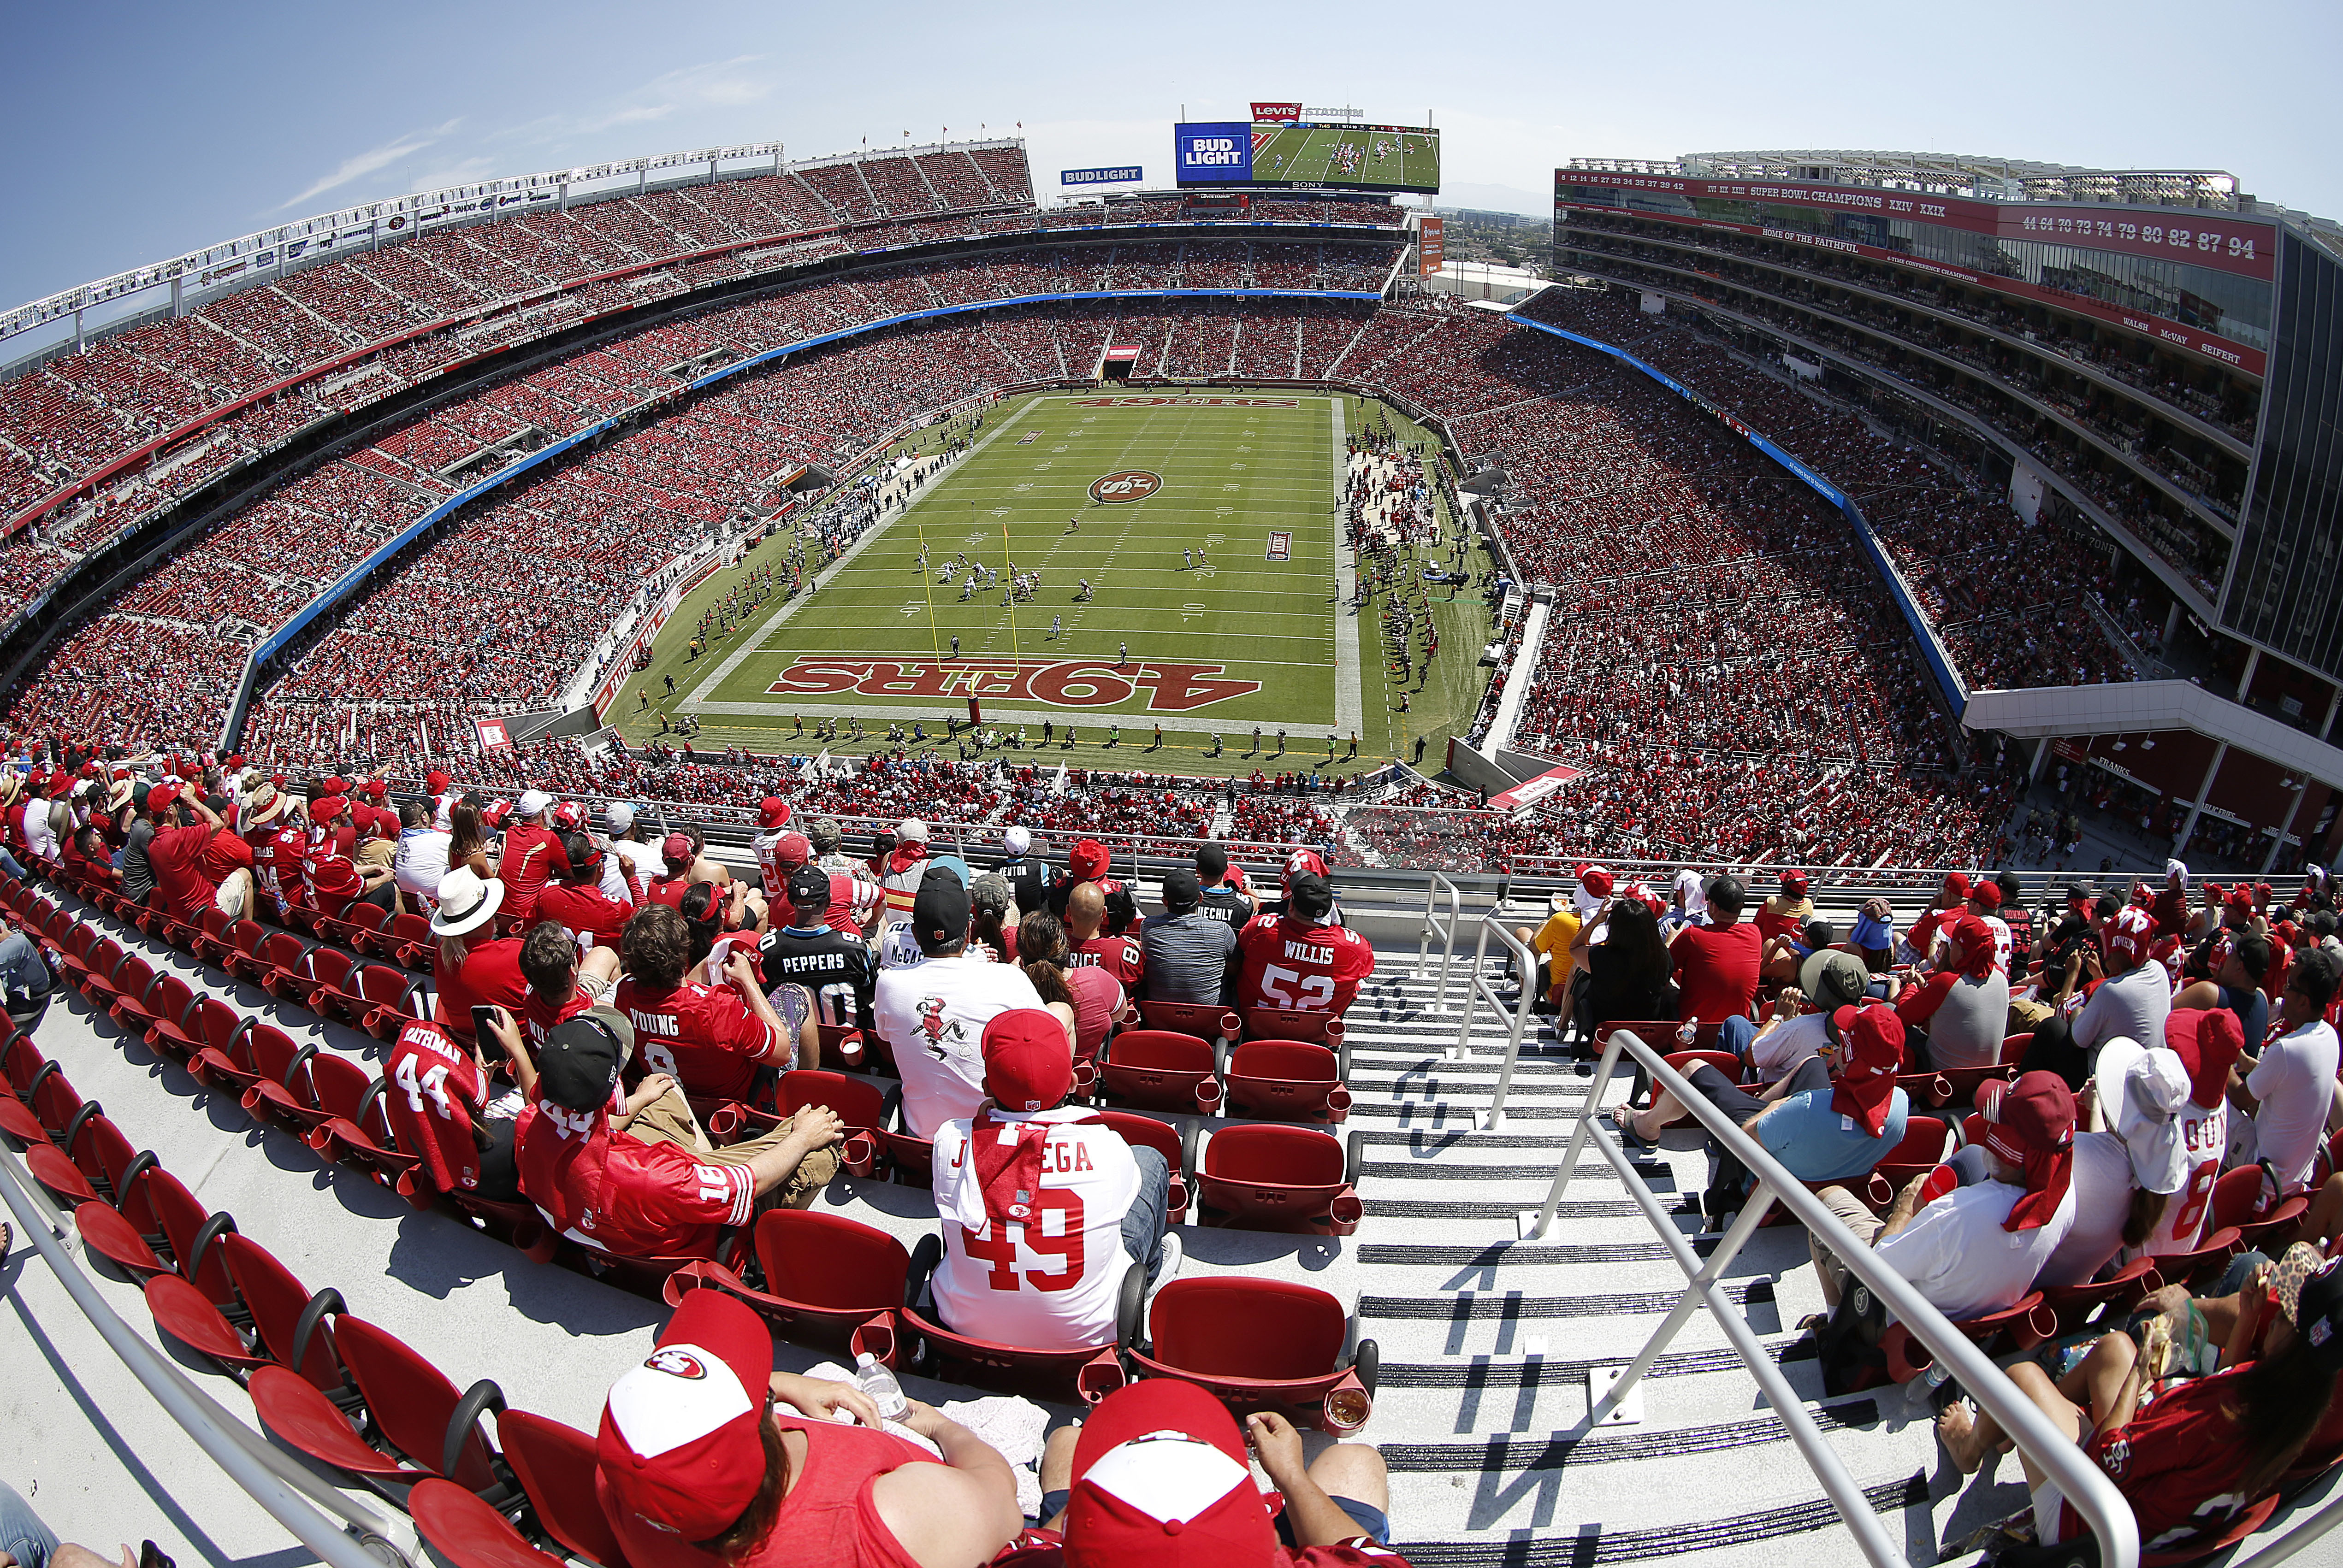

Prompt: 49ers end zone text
xmin=767 ymin=656 xmax=1262 ymax=713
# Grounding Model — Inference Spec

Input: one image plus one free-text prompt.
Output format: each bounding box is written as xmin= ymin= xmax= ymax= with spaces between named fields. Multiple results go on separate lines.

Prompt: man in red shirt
xmin=615 ymin=902 xmax=792 ymax=1107
xmin=1669 ymin=874 xmax=1762 ymax=1025
xmin=430 ymin=869 xmax=529 ymax=1047
xmin=145 ymin=782 xmax=253 ymax=923
xmin=1065 ymin=881 xmax=1144 ymax=992
xmin=513 ymin=1009 xmax=844 ymax=1257
xmin=496 ymin=789 xmax=570 ymax=924
xmin=300 ymin=796 xmax=393 ymax=921
xmin=1235 ymin=872 xmax=1375 ymax=1020
xmin=535 ymin=832 xmax=634 ymax=952
xmin=384 ymin=1014 xmax=525 ymax=1202
xmin=517 ymin=920 xmax=621 ymax=1052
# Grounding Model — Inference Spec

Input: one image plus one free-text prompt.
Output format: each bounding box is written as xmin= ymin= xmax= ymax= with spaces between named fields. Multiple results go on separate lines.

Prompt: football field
xmin=678 ymin=392 xmax=1361 ymax=749
xmin=1250 ymin=125 xmax=1440 ymax=192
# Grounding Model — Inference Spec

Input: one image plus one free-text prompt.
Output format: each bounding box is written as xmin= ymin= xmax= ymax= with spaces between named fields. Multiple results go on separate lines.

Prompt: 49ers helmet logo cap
xmin=1089 ymin=470 xmax=1162 ymax=503
xmin=645 ymin=1348 xmax=708 ymax=1379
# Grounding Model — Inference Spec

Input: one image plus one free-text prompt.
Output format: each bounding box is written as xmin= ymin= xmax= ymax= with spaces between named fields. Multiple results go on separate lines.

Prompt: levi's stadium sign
xmin=1062 ymin=165 xmax=1144 ymax=186
xmin=1251 ymin=102 xmax=1302 ymax=124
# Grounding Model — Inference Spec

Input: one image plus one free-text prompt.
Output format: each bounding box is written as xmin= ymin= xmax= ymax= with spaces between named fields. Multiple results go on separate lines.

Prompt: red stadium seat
xmin=666 ymin=1208 xmax=913 ymax=1366
xmin=1136 ymin=1001 xmax=1240 ymax=1042
xmin=1194 ymin=1125 xmax=1362 ymax=1236
xmin=248 ymin=1366 xmax=411 ymax=1482
xmin=409 ymin=1478 xmax=567 ymax=1568
xmin=139 ymin=975 xmax=203 ymax=1060
xmin=2212 ymin=1165 xmax=2308 ymax=1254
xmin=255 ymin=931 xmax=318 ymax=1002
xmin=2040 ymin=1256 xmax=2165 ymax=1336
xmin=183 ymin=997 xmax=248 ymax=1080
xmin=239 ymin=1025 xmax=321 ymax=1128
xmin=385 ymin=913 xmax=437 ymax=972
xmin=1095 ymin=1029 xmax=1223 ymax=1115
xmin=355 ymin=963 xmax=427 ymax=1041
xmin=298 ymin=947 xmax=365 ymax=1023
xmin=1240 ymin=1006 xmax=1346 ymax=1045
xmin=775 ymin=1069 xmax=884 ymax=1177
xmin=219 ymin=1234 xmax=353 ymax=1399
xmin=1879 ymin=1291 xmax=2059 ymax=1386
xmin=1222 ymin=1039 xmax=1352 ymax=1124
xmin=331 ymin=1316 xmax=508 ymax=1493
xmin=1097 ymin=1111 xmax=1190 ymax=1223
xmin=305 ymin=1056 xmax=419 ymax=1185
xmin=1124 ymin=1276 xmax=1376 ymax=1433
xmin=1855 ymin=1116 xmax=1954 ymax=1207
xmin=497 ymin=1412 xmax=635 ymax=1568
xmin=103 ymin=954 xmax=160 ymax=1032
xmin=76 ymin=1199 xmax=169 ymax=1280
xmin=75 ymin=936 xmax=131 ymax=1009
xmin=222 ymin=920 xmax=272 ymax=983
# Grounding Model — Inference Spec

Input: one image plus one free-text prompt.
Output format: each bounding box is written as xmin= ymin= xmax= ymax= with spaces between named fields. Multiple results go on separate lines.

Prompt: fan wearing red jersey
xmin=496 ymin=790 xmax=570 ymax=924
xmin=614 ymin=902 xmax=791 ymax=1108
xmin=1014 ymin=1379 xmax=1405 ymax=1565
xmin=513 ymin=1009 xmax=845 ymax=1258
xmin=535 ymin=831 xmax=635 ymax=951
xmin=384 ymin=1017 xmax=525 ymax=1201
xmin=931 ymin=1010 xmax=1177 ymax=1352
xmin=145 ymin=782 xmax=254 ymax=923
xmin=1236 ymin=873 xmax=1374 ymax=1020
xmin=1938 ymin=1242 xmax=2343 ymax=1556
xmin=749 ymin=798 xmax=795 ymax=889
xmin=1065 ymin=880 xmax=1144 ymax=993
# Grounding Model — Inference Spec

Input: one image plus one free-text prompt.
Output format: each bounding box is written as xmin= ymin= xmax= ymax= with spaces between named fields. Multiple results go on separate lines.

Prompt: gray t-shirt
xmin=119 ymin=818 xmax=155 ymax=902
xmin=1927 ymin=968 xmax=2010 ymax=1073
xmin=2072 ymin=959 xmax=2173 ymax=1063
xmin=1139 ymin=910 xmax=1238 ymax=1006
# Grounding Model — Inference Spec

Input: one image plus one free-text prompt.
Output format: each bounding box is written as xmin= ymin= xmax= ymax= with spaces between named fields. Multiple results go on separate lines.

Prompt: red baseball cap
xmin=1943 ymin=872 xmax=1971 ymax=897
xmin=1070 ymin=839 xmax=1110 ymax=882
xmin=982 ymin=1008 xmax=1073 ymax=1112
xmin=758 ymin=796 xmax=792 ymax=830
xmin=1968 ymin=882 xmax=2003 ymax=910
xmin=426 ymin=770 xmax=451 ymax=793
xmin=323 ymin=776 xmax=348 ymax=795
xmin=2165 ymin=1007 xmax=2247 ymax=1109
xmin=1976 ymin=1072 xmax=2076 ymax=1232
xmin=1943 ymin=913 xmax=1997 ymax=969
xmin=663 ymin=832 xmax=694 ymax=863
xmin=361 ymin=778 xmax=387 ymax=800
xmin=1060 ymin=1380 xmax=1278 ymax=1565
xmin=311 ymin=796 xmax=347 ymax=825
xmin=1574 ymin=862 xmax=1615 ymax=897
xmin=772 ymin=831 xmax=811 ymax=870
xmin=1780 ymin=869 xmax=1810 ymax=893
xmin=145 ymin=781 xmax=181 ymax=815
xmin=597 ymin=1289 xmax=773 ymax=1543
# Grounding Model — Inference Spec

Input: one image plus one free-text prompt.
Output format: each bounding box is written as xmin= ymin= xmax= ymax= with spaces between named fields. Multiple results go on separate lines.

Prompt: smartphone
xmin=472 ymin=1004 xmax=501 ymax=1043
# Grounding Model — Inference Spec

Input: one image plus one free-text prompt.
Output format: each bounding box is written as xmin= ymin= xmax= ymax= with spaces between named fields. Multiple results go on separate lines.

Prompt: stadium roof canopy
xmin=1568 ymin=149 xmax=2249 ymax=210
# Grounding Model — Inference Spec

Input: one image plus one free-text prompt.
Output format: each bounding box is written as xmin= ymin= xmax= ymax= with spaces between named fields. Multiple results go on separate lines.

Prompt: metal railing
xmin=1413 ymin=870 xmax=1461 ymax=1010
xmin=1445 ymin=916 xmax=1540 ymax=1131
xmin=0 ymin=1155 xmax=414 ymax=1568
xmin=1519 ymin=1026 xmax=2140 ymax=1568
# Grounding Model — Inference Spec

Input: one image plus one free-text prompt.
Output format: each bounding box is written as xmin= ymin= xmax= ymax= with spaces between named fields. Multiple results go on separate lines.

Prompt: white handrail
xmin=1414 ymin=870 xmax=1461 ymax=1008
xmin=1445 ymin=915 xmax=1540 ymax=1129
xmin=0 ymin=1156 xmax=415 ymax=1568
xmin=1523 ymin=1023 xmax=2141 ymax=1568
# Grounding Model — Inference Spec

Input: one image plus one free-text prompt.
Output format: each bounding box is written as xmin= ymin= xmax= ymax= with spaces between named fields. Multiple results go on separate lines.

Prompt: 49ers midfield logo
xmin=1089 ymin=470 xmax=1162 ymax=504
xmin=767 ymin=656 xmax=1260 ymax=713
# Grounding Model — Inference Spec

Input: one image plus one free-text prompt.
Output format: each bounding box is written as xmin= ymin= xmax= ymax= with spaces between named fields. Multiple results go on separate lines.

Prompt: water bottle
xmin=854 ymin=1352 xmax=909 ymax=1423
xmin=1677 ymin=1016 xmax=1699 ymax=1048
xmin=1905 ymin=1359 xmax=1952 ymax=1411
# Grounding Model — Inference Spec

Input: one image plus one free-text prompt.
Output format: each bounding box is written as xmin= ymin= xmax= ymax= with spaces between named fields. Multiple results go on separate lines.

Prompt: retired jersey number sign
xmin=768 ymin=655 xmax=1260 ymax=712
xmin=1089 ymin=470 xmax=1162 ymax=504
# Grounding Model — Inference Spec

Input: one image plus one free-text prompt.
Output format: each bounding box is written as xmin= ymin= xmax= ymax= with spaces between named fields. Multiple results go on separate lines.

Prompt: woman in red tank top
xmin=597 ymin=1290 xmax=1024 ymax=1568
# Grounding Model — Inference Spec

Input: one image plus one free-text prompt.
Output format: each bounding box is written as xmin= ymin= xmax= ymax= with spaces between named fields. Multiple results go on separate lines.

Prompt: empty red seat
xmin=1136 ymin=1000 xmax=1239 ymax=1041
xmin=1125 ymin=1276 xmax=1376 ymax=1433
xmin=305 ymin=1055 xmax=419 ymax=1185
xmin=139 ymin=975 xmax=203 ymax=1060
xmin=1095 ymin=1030 xmax=1223 ymax=1114
xmin=1856 ymin=1116 xmax=1953 ymax=1206
xmin=666 ymin=1208 xmax=912 ymax=1365
xmin=408 ymin=1478 xmax=566 ymax=1568
xmin=497 ymin=1412 xmax=633 ymax=1568
xmin=298 ymin=947 xmax=366 ymax=1022
xmin=354 ymin=964 xmax=426 ymax=1041
xmin=240 ymin=1024 xmax=321 ymax=1127
xmin=75 ymin=936 xmax=131 ymax=1008
xmin=1240 ymin=1006 xmax=1346 ymax=1045
xmin=103 ymin=954 xmax=161 ymax=1033
xmin=1097 ymin=1111 xmax=1190 ymax=1223
xmin=220 ymin=1233 xmax=351 ymax=1398
xmin=1194 ymin=1125 xmax=1361 ymax=1235
xmin=255 ymin=931 xmax=317 ymax=1001
xmin=222 ymin=920 xmax=272 ymax=983
xmin=248 ymin=1365 xmax=411 ymax=1481
xmin=1222 ymin=1040 xmax=1351 ymax=1124
xmin=2212 ymin=1165 xmax=2308 ymax=1253
xmin=332 ymin=1316 xmax=507 ymax=1492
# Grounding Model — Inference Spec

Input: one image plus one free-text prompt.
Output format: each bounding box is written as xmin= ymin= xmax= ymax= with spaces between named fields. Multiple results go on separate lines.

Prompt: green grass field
xmin=616 ymin=389 xmax=1496 ymax=778
xmin=1251 ymin=126 xmax=1440 ymax=193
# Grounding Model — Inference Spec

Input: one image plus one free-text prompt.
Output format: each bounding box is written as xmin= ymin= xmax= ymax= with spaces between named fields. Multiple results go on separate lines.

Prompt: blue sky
xmin=1 ymin=0 xmax=2336 ymax=317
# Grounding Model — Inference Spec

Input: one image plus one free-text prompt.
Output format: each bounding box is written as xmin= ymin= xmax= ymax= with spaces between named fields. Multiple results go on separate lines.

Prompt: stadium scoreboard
xmin=1174 ymin=112 xmax=1440 ymax=195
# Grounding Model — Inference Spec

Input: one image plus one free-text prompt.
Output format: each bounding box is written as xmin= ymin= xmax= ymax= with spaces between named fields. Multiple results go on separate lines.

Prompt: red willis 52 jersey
xmin=1235 ymin=914 xmax=1374 ymax=1016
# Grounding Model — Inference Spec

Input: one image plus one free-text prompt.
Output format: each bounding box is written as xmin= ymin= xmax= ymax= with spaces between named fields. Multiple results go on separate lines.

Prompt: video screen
xmin=1173 ymin=121 xmax=1440 ymax=194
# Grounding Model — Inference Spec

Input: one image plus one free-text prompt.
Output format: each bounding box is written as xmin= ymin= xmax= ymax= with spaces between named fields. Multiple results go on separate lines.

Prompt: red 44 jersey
xmin=1236 ymin=913 xmax=1374 ymax=1016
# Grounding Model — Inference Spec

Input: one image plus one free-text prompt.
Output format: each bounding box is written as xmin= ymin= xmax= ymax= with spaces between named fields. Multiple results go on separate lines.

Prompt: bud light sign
xmin=1175 ymin=122 xmax=1254 ymax=184
xmin=1061 ymin=165 xmax=1143 ymax=187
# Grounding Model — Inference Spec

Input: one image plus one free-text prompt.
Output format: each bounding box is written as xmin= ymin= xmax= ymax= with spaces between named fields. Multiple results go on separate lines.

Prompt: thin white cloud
xmin=278 ymin=119 xmax=461 ymax=210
